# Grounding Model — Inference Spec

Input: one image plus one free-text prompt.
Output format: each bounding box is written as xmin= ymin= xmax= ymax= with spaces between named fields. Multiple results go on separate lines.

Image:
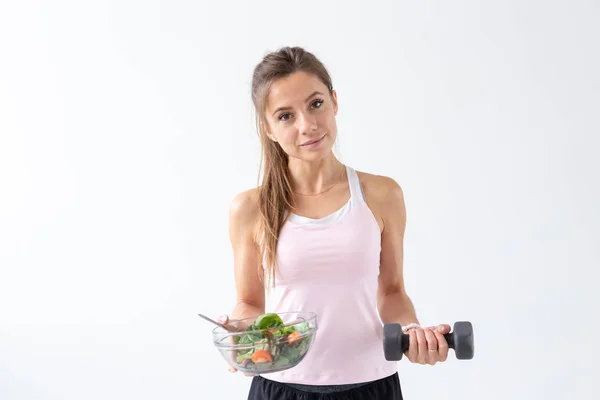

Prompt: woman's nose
xmin=296 ymin=112 xmax=318 ymax=134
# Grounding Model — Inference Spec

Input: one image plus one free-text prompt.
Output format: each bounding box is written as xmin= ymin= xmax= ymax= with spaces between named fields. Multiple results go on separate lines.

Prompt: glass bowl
xmin=212 ymin=311 xmax=318 ymax=374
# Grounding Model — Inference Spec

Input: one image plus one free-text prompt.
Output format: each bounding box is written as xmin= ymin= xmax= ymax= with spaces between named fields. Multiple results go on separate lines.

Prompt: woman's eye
xmin=278 ymin=100 xmax=323 ymax=121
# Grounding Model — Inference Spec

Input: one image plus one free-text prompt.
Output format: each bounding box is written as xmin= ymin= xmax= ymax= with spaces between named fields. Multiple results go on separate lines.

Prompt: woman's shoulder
xmin=354 ymin=169 xmax=405 ymax=204
xmin=354 ymin=169 xmax=406 ymax=231
xmin=229 ymin=187 xmax=260 ymax=223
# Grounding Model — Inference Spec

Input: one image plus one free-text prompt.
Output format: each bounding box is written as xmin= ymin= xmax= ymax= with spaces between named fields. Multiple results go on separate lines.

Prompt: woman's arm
xmin=373 ymin=177 xmax=420 ymax=327
xmin=228 ymin=189 xmax=265 ymax=322
xmin=218 ymin=190 xmax=265 ymax=375
xmin=372 ymin=175 xmax=450 ymax=365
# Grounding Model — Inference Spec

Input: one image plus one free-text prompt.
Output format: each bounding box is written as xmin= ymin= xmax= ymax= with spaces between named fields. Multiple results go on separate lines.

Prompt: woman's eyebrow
xmin=271 ymin=91 xmax=325 ymax=116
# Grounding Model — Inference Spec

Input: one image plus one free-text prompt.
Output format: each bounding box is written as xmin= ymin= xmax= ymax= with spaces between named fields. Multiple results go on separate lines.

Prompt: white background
xmin=1 ymin=1 xmax=599 ymax=399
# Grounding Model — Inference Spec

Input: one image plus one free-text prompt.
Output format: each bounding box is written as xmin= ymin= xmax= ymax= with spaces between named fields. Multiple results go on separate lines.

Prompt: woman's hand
xmin=404 ymin=324 xmax=451 ymax=365
xmin=217 ymin=315 xmax=258 ymax=377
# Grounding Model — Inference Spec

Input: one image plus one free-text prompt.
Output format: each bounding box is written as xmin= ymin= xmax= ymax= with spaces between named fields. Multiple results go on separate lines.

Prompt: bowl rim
xmin=214 ymin=326 xmax=318 ymax=350
xmin=211 ymin=311 xmax=318 ymax=337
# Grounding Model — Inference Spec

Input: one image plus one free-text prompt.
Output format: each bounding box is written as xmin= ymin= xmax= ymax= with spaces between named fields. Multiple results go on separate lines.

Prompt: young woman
xmin=218 ymin=46 xmax=451 ymax=400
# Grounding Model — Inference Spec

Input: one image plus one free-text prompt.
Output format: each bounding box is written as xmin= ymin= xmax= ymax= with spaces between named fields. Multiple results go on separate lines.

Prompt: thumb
xmin=217 ymin=315 xmax=229 ymax=325
xmin=436 ymin=324 xmax=451 ymax=334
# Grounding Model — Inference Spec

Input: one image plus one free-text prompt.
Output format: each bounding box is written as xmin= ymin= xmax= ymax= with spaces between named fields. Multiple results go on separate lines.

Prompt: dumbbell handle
xmin=400 ymin=331 xmax=455 ymax=352
xmin=383 ymin=321 xmax=474 ymax=361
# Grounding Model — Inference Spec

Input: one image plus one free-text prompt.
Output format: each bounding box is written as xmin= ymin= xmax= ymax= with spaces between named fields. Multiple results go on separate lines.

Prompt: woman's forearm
xmin=378 ymin=290 xmax=421 ymax=327
xmin=231 ymin=300 xmax=264 ymax=322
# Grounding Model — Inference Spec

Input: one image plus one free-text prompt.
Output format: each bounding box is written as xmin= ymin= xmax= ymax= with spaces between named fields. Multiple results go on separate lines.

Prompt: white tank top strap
xmin=346 ymin=165 xmax=365 ymax=206
xmin=286 ymin=165 xmax=363 ymax=227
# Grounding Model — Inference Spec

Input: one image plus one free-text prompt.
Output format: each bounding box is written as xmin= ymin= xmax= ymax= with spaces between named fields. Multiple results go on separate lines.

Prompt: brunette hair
xmin=251 ymin=46 xmax=334 ymax=286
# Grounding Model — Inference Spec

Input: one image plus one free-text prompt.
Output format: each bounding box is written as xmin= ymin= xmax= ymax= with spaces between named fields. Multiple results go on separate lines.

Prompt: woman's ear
xmin=331 ymin=90 xmax=338 ymax=115
xmin=261 ymin=120 xmax=277 ymax=142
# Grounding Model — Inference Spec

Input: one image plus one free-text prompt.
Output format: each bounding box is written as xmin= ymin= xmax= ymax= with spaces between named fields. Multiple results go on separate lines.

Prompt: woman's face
xmin=262 ymin=71 xmax=338 ymax=162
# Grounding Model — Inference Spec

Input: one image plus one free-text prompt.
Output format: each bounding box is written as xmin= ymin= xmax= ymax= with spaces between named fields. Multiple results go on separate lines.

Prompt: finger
xmin=218 ymin=315 xmax=242 ymax=333
xmin=416 ymin=328 xmax=428 ymax=364
xmin=218 ymin=315 xmax=240 ymax=370
xmin=436 ymin=324 xmax=451 ymax=334
xmin=424 ymin=328 xmax=439 ymax=365
xmin=407 ymin=329 xmax=418 ymax=362
xmin=217 ymin=315 xmax=231 ymax=329
xmin=434 ymin=330 xmax=449 ymax=362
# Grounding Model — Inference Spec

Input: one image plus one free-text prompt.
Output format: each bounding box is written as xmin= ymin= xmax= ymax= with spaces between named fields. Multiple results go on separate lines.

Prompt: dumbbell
xmin=383 ymin=321 xmax=474 ymax=361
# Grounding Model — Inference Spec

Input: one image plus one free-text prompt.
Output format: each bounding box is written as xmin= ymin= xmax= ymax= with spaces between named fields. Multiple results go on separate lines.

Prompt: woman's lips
xmin=300 ymin=135 xmax=325 ymax=147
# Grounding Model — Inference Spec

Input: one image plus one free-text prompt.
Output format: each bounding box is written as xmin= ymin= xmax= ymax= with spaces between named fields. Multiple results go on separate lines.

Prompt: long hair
xmin=251 ymin=46 xmax=334 ymax=286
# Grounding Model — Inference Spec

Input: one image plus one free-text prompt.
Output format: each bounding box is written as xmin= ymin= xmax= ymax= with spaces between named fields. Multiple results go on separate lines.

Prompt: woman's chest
xmin=274 ymin=209 xmax=381 ymax=284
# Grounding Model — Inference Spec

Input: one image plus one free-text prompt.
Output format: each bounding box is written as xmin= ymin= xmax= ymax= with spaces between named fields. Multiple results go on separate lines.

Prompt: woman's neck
xmin=287 ymin=154 xmax=345 ymax=196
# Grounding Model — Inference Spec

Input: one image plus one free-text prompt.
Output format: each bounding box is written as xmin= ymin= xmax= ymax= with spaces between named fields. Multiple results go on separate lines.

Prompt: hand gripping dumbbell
xmin=383 ymin=321 xmax=474 ymax=361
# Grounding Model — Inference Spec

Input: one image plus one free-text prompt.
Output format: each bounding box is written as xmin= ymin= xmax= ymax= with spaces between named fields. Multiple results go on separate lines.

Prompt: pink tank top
xmin=263 ymin=165 xmax=398 ymax=385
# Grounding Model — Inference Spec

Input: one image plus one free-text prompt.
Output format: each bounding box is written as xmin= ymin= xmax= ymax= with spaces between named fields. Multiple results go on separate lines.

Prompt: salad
xmin=232 ymin=312 xmax=314 ymax=372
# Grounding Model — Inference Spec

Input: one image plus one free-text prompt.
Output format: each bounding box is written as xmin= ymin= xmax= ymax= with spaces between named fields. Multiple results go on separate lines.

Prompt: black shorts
xmin=247 ymin=373 xmax=403 ymax=400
